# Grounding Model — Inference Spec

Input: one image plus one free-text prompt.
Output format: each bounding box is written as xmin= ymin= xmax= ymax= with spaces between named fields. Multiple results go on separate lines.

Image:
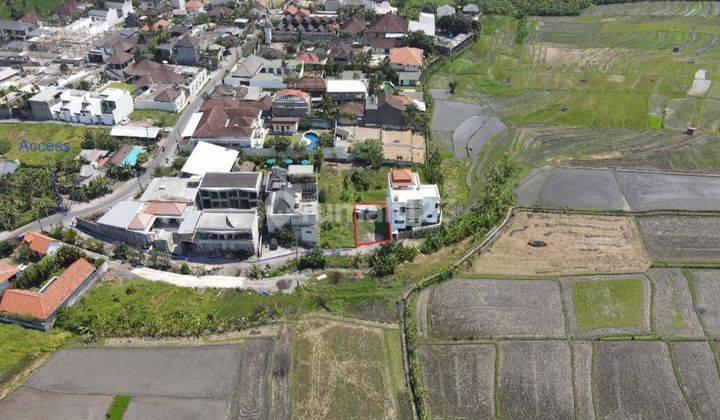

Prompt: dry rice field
xmin=471 ymin=211 xmax=652 ymax=276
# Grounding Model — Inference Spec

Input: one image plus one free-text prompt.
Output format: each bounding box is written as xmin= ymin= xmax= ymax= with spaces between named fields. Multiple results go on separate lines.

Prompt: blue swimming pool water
xmin=303 ymin=131 xmax=319 ymax=150
xmin=120 ymin=146 xmax=146 ymax=167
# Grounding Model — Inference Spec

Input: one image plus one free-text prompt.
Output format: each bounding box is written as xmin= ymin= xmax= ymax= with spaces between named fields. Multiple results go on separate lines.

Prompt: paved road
xmin=0 ymin=50 xmax=239 ymax=242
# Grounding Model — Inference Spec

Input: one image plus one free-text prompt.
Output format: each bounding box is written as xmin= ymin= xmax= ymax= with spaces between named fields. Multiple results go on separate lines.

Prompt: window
xmin=400 ymin=207 xmax=406 ymax=214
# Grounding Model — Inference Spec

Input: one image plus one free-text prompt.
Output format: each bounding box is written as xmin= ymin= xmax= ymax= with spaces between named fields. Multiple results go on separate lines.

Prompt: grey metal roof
xmin=232 ymin=54 xmax=264 ymax=78
xmin=97 ymin=201 xmax=143 ymax=228
xmin=271 ymin=188 xmax=295 ymax=214
xmin=196 ymin=210 xmax=256 ymax=230
xmin=199 ymin=172 xmax=261 ymax=190
xmin=0 ymin=19 xmax=33 ymax=31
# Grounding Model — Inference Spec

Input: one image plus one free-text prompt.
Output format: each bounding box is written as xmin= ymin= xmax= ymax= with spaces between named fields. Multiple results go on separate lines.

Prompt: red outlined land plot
xmin=353 ymin=202 xmax=391 ymax=247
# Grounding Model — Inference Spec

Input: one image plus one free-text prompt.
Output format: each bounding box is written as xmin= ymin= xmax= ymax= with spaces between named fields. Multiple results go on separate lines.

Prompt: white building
xmin=192 ymin=209 xmax=260 ymax=256
xmin=386 ymin=169 xmax=440 ymax=236
xmin=134 ymin=84 xmax=187 ymax=113
xmin=88 ymin=8 xmax=121 ymax=25
xmin=181 ymin=141 xmax=239 ymax=177
xmin=49 ymin=88 xmax=133 ymax=125
xmin=265 ymin=166 xmax=318 ymax=245
xmin=408 ymin=12 xmax=435 ymax=37
xmin=106 ymin=1 xmax=135 ymax=18
xmin=326 ymin=79 xmax=368 ymax=102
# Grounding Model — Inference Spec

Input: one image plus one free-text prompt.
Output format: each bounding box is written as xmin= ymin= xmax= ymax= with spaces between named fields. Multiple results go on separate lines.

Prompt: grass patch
xmin=104 ymin=83 xmax=138 ymax=95
xmin=571 ymin=278 xmax=644 ymax=331
xmin=128 ymin=109 xmax=180 ymax=127
xmin=318 ymin=168 xmax=388 ymax=249
xmin=0 ymin=0 xmax=64 ymax=18
xmin=106 ymin=395 xmax=131 ymax=420
xmin=57 ymin=279 xmax=298 ymax=339
xmin=0 ymin=323 xmax=72 ymax=386
xmin=290 ymin=319 xmax=403 ymax=419
xmin=0 ymin=123 xmax=104 ymax=167
xmin=431 ymin=14 xmax=720 ymax=131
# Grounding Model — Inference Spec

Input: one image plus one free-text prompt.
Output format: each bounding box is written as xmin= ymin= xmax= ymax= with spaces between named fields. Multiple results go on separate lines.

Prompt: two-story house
xmin=386 ymin=169 xmax=440 ymax=236
xmin=389 ymin=47 xmax=424 ymax=86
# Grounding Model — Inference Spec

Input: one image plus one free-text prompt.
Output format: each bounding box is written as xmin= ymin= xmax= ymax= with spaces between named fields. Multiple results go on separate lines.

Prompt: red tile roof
xmin=127 ymin=213 xmax=153 ymax=230
xmin=295 ymin=77 xmax=326 ymax=91
xmin=21 ymin=232 xmax=57 ymax=255
xmin=185 ymin=0 xmax=202 ymax=9
xmin=0 ymin=262 xmax=18 ymax=283
xmin=390 ymin=169 xmax=414 ymax=188
xmin=145 ymin=202 xmax=187 ymax=216
xmin=275 ymin=89 xmax=310 ymax=101
xmin=0 ymin=259 xmax=96 ymax=320
xmin=389 ymin=47 xmax=424 ymax=67
xmin=296 ymin=52 xmax=321 ymax=65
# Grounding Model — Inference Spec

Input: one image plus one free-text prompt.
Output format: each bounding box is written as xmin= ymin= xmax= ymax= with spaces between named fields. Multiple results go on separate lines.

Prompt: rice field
xmin=431 ymin=12 xmax=720 ymax=132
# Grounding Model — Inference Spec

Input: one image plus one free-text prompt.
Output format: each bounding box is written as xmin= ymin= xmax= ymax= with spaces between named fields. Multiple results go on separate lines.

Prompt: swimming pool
xmin=303 ymin=131 xmax=319 ymax=150
xmin=120 ymin=146 xmax=146 ymax=167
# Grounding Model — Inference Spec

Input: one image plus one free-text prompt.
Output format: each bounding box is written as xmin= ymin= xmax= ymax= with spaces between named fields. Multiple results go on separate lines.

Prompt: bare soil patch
xmin=232 ymin=338 xmax=274 ymax=420
xmin=418 ymin=344 xmax=495 ymax=419
xmin=497 ymin=340 xmax=574 ymax=419
xmin=687 ymin=269 xmax=720 ymax=337
xmin=648 ymin=268 xmax=704 ymax=338
xmin=638 ymin=215 xmax=720 ymax=261
xmin=290 ymin=320 xmax=398 ymax=419
xmin=471 ymin=211 xmax=651 ymax=276
xmin=670 ymin=341 xmax=720 ymax=418
xmin=270 ymin=326 xmax=292 ymax=420
xmin=593 ymin=341 xmax=691 ymax=419
xmin=426 ymin=278 xmax=566 ymax=339
xmin=571 ymin=342 xmax=595 ymax=420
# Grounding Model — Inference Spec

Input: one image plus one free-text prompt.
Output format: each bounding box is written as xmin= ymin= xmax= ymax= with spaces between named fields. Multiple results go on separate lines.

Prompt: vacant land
xmin=58 ymin=278 xmax=299 ymax=339
xmin=318 ymin=167 xmax=388 ymax=249
xmin=426 ymin=278 xmax=566 ymax=339
xmin=104 ymin=83 xmax=138 ymax=95
xmin=0 ymin=123 xmax=103 ymax=166
xmin=0 ymin=324 xmax=72 ymax=387
xmin=290 ymin=319 xmax=405 ymax=419
xmin=565 ymin=276 xmax=648 ymax=335
xmin=471 ymin=211 xmax=651 ymax=276
xmin=638 ymin=215 xmax=720 ymax=261
xmin=418 ymin=344 xmax=495 ymax=419
xmin=0 ymin=0 xmax=64 ymax=19
xmin=128 ymin=109 xmax=180 ymax=127
xmin=593 ymin=341 xmax=691 ymax=418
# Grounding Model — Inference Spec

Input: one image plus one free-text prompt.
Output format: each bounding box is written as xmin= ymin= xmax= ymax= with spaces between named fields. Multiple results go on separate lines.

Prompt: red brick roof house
xmin=295 ymin=77 xmax=326 ymax=96
xmin=0 ymin=258 xmax=99 ymax=330
xmin=296 ymin=52 xmax=322 ymax=65
xmin=19 ymin=232 xmax=62 ymax=256
xmin=193 ymin=100 xmax=268 ymax=148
